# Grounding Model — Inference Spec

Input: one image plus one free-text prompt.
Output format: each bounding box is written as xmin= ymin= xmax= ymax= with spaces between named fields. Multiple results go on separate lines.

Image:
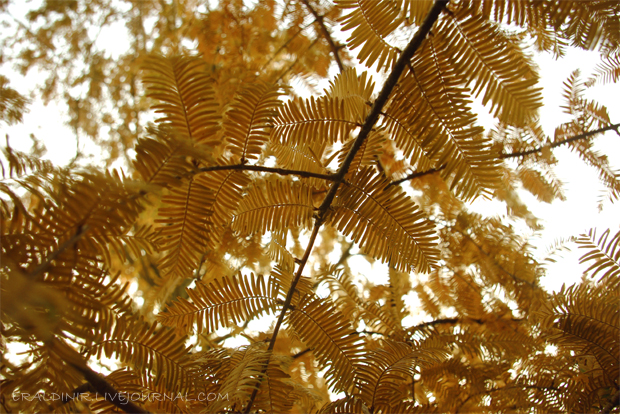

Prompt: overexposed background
xmin=1 ymin=2 xmax=619 ymax=296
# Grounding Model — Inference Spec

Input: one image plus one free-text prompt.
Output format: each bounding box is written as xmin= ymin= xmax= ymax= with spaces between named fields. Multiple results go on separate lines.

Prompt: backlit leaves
xmin=329 ymin=168 xmax=439 ymax=273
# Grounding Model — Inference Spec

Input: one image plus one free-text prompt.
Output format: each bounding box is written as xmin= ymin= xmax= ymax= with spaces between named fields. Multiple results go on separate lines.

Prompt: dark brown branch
xmin=69 ymin=361 xmax=151 ymax=414
xmin=299 ymin=0 xmax=345 ymax=73
xmin=602 ymin=389 xmax=620 ymax=414
xmin=28 ymin=225 xmax=89 ymax=280
xmin=409 ymin=316 xmax=523 ymax=331
xmin=243 ymin=219 xmax=322 ymax=414
xmin=48 ymin=341 xmax=151 ymax=414
xmin=292 ymin=348 xmax=311 ymax=359
xmin=500 ymin=122 xmax=620 ymax=159
xmin=197 ymin=163 xmax=336 ymax=181
xmin=389 ymin=164 xmax=446 ymax=186
xmin=243 ymin=2 xmax=448 ymax=411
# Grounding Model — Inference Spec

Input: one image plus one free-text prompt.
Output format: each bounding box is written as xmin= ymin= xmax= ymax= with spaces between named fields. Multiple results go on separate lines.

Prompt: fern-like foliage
xmin=157 ymin=273 xmax=280 ymax=335
xmin=576 ymin=228 xmax=620 ymax=287
xmin=3 ymin=1 xmax=620 ymax=413
xmin=437 ymin=4 xmax=542 ymax=126
xmin=232 ymin=177 xmax=315 ymax=235
xmin=288 ymin=295 xmax=365 ymax=393
xmin=329 ymin=167 xmax=439 ymax=273
xmin=273 ymin=96 xmax=358 ymax=146
xmin=155 ymin=175 xmax=214 ymax=281
xmin=356 ymin=339 xmax=448 ymax=412
xmin=143 ymin=55 xmax=220 ymax=144
xmin=88 ymin=317 xmax=192 ymax=392
xmin=336 ymin=0 xmax=406 ymax=70
xmin=224 ymin=83 xmax=282 ymax=163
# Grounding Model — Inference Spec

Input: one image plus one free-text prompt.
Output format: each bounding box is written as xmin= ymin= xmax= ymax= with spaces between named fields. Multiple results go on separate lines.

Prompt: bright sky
xmin=1 ymin=5 xmax=619 ymax=298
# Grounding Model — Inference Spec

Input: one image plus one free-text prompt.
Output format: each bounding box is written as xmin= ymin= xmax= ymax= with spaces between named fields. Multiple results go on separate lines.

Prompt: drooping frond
xmin=155 ymin=175 xmax=214 ymax=280
xmin=266 ymin=231 xmax=296 ymax=272
xmin=208 ymin=346 xmax=271 ymax=413
xmin=549 ymin=1 xmax=620 ymax=52
xmin=271 ymin=264 xmax=314 ymax=298
xmin=317 ymin=266 xmax=407 ymax=340
xmin=336 ymin=0 xmax=405 ymax=70
xmin=576 ymin=228 xmax=620 ymax=286
xmin=517 ymin=165 xmax=561 ymax=204
xmin=318 ymin=396 xmax=368 ymax=414
xmin=386 ymin=41 xmax=502 ymax=199
xmin=201 ymin=164 xmax=251 ymax=231
xmin=402 ymin=0 xmax=435 ymax=25
xmin=338 ymin=130 xmax=386 ymax=176
xmin=1 ymin=170 xmax=143 ymax=282
xmin=86 ymin=369 xmax=150 ymax=413
xmin=232 ymin=177 xmax=315 ymax=236
xmin=88 ymin=317 xmax=192 ymax=392
xmin=1 ymin=144 xmax=55 ymax=180
xmin=142 ymin=55 xmax=220 ymax=144
xmin=267 ymin=140 xmax=329 ymax=188
xmin=555 ymin=70 xmax=620 ymax=203
xmin=379 ymin=94 xmax=434 ymax=172
xmin=587 ymin=53 xmax=620 ymax=86
xmin=436 ymin=5 xmax=542 ymax=126
xmin=329 ymin=168 xmax=439 ymax=273
xmin=133 ymin=126 xmax=213 ymax=188
xmin=157 ymin=273 xmax=280 ymax=335
xmin=288 ymin=295 xmax=364 ymax=393
xmin=273 ymin=96 xmax=358 ymax=146
xmin=105 ymin=224 xmax=158 ymax=266
xmin=326 ymin=67 xmax=375 ymax=123
xmin=224 ymin=82 xmax=282 ymax=162
xmin=356 ymin=339 xmax=448 ymax=412
xmin=537 ymin=283 xmax=620 ymax=390
xmin=253 ymin=355 xmax=297 ymax=414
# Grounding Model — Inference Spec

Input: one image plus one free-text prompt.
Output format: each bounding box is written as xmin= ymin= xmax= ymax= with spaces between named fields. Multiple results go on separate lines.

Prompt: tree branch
xmin=28 ymin=225 xmax=89 ymax=280
xmin=68 ymin=361 xmax=151 ymax=414
xmin=389 ymin=164 xmax=446 ymax=186
xmin=48 ymin=340 xmax=151 ymax=414
xmin=243 ymin=2 xmax=448 ymax=411
xmin=500 ymin=123 xmax=620 ymax=159
xmin=197 ymin=163 xmax=336 ymax=181
xmin=602 ymin=389 xmax=620 ymax=414
xmin=299 ymin=0 xmax=345 ymax=73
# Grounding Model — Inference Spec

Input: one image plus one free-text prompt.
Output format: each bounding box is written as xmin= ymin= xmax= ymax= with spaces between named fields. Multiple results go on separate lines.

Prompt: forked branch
xmin=243 ymin=1 xmax=449 ymax=411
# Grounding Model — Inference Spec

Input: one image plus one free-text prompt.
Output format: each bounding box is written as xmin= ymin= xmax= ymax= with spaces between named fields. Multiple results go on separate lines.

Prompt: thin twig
xmin=243 ymin=2 xmax=448 ymax=412
xmin=389 ymin=164 xmax=446 ymax=186
xmin=299 ymin=0 xmax=345 ymax=73
xmin=197 ymin=163 xmax=336 ymax=181
xmin=292 ymin=348 xmax=311 ymax=359
xmin=500 ymin=122 xmax=620 ymax=159
xmin=28 ymin=225 xmax=89 ymax=280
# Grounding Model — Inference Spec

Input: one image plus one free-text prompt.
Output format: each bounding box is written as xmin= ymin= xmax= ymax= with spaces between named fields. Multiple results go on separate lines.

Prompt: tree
xmin=1 ymin=1 xmax=619 ymax=413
